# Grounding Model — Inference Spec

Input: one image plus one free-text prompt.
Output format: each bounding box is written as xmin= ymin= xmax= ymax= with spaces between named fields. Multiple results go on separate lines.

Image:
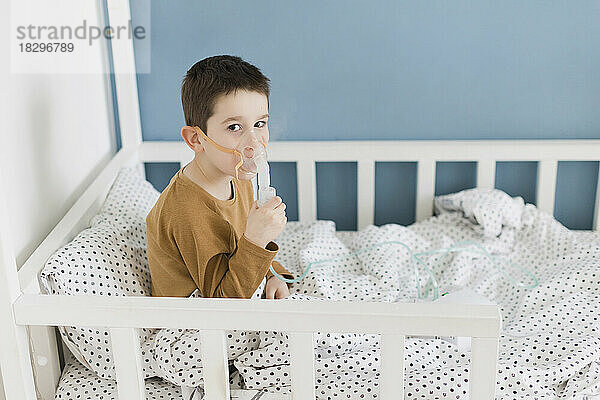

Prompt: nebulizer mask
xmin=192 ymin=126 xmax=277 ymax=206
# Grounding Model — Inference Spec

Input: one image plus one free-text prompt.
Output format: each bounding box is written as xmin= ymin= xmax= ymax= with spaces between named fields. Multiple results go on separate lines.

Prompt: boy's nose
xmin=243 ymin=146 xmax=255 ymax=159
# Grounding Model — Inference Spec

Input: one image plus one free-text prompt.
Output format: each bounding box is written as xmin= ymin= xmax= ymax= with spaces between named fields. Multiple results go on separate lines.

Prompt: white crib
xmin=3 ymin=140 xmax=600 ymax=400
xmin=1 ymin=1 xmax=600 ymax=399
xmin=4 ymin=137 xmax=600 ymax=400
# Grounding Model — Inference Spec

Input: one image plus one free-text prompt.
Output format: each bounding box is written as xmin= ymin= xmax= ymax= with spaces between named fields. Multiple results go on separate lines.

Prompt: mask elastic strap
xmin=192 ymin=126 xmax=244 ymax=179
xmin=259 ymin=135 xmax=267 ymax=149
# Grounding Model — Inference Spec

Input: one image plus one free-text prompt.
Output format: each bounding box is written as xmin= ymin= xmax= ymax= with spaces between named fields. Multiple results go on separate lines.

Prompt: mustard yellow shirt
xmin=146 ymin=166 xmax=293 ymax=298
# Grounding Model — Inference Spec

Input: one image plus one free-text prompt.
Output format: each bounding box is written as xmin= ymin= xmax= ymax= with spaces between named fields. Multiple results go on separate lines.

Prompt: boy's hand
xmin=265 ymin=275 xmax=290 ymax=299
xmin=244 ymin=196 xmax=287 ymax=248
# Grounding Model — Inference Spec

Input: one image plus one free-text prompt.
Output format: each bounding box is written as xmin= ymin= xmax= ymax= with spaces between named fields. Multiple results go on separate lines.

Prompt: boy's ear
xmin=181 ymin=126 xmax=206 ymax=153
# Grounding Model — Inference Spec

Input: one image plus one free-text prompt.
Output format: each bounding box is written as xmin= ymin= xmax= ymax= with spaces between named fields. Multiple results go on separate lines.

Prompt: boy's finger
xmin=273 ymin=207 xmax=285 ymax=215
xmin=266 ymin=196 xmax=282 ymax=208
xmin=266 ymin=285 xmax=276 ymax=299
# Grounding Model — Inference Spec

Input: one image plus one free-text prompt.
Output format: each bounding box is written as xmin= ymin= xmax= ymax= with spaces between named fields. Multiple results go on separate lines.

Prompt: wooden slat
xmin=477 ymin=160 xmax=496 ymax=190
xmin=289 ymin=332 xmax=316 ymax=399
xmin=469 ymin=337 xmax=499 ymax=399
xmin=200 ymin=330 xmax=230 ymax=400
xmin=357 ymin=159 xmax=375 ymax=230
xmin=110 ymin=327 xmax=145 ymax=400
xmin=380 ymin=334 xmax=405 ymax=399
xmin=416 ymin=160 xmax=436 ymax=222
xmin=27 ymin=325 xmax=61 ymax=399
xmin=297 ymin=160 xmax=317 ymax=223
xmin=536 ymin=160 xmax=558 ymax=215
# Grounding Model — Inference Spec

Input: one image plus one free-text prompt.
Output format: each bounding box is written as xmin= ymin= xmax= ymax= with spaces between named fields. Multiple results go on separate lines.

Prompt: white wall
xmin=0 ymin=1 xmax=117 ymax=398
xmin=1 ymin=72 xmax=117 ymax=268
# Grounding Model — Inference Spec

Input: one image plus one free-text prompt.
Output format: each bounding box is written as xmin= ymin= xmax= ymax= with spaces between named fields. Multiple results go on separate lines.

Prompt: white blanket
xmin=150 ymin=189 xmax=600 ymax=399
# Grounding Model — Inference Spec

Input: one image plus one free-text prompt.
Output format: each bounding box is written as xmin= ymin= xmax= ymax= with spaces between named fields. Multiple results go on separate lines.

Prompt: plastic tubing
xmin=268 ymin=239 xmax=539 ymax=301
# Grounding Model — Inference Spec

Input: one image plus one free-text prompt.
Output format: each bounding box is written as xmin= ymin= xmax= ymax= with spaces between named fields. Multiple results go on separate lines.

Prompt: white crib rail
xmin=140 ymin=139 xmax=600 ymax=230
xmin=13 ymin=293 xmax=501 ymax=400
xmin=265 ymin=140 xmax=600 ymax=230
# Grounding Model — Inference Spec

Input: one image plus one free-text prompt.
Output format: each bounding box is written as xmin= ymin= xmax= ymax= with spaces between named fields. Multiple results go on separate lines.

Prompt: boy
xmin=146 ymin=55 xmax=294 ymax=300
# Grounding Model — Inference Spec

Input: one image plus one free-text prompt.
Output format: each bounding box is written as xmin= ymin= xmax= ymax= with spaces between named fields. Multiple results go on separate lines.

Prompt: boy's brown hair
xmin=181 ymin=55 xmax=271 ymax=133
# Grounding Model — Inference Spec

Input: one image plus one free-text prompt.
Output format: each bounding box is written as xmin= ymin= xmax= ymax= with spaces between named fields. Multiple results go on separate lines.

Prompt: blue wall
xmin=131 ymin=0 xmax=600 ymax=230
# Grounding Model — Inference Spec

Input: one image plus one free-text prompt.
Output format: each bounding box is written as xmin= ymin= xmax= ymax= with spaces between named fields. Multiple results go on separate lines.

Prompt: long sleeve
xmin=266 ymin=260 xmax=295 ymax=285
xmin=207 ymin=234 xmax=280 ymax=298
xmin=173 ymin=210 xmax=279 ymax=299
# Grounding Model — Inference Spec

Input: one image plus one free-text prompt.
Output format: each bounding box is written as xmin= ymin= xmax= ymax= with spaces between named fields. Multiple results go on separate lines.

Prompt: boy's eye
xmin=228 ymin=124 xmax=242 ymax=132
xmin=254 ymin=121 xmax=266 ymax=128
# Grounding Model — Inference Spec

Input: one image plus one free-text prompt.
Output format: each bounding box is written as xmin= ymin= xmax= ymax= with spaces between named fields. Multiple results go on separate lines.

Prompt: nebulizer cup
xmin=255 ymin=151 xmax=277 ymax=207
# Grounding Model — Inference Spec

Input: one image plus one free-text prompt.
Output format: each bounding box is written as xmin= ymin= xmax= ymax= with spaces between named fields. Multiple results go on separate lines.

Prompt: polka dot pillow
xmin=39 ymin=164 xmax=161 ymax=380
xmin=90 ymin=163 xmax=159 ymax=237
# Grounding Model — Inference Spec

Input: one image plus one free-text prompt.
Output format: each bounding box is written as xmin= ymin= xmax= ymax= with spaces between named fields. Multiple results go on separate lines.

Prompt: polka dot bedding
xmin=55 ymin=349 xmax=284 ymax=400
xmin=228 ymin=206 xmax=600 ymax=399
xmin=39 ymin=165 xmax=162 ymax=380
xmin=433 ymin=188 xmax=527 ymax=238
xmin=40 ymin=166 xmax=600 ymax=399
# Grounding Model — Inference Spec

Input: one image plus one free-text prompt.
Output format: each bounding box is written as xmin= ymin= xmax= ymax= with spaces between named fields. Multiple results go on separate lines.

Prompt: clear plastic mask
xmin=233 ymin=128 xmax=268 ymax=175
xmin=192 ymin=126 xmax=268 ymax=179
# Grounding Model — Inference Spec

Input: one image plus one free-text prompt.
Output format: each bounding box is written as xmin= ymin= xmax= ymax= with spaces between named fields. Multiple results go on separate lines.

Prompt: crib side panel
xmin=0 ymin=182 xmax=38 ymax=400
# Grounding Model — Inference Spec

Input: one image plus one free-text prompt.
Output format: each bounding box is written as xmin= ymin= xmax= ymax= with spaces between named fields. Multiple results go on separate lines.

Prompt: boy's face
xmin=203 ymin=89 xmax=269 ymax=180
